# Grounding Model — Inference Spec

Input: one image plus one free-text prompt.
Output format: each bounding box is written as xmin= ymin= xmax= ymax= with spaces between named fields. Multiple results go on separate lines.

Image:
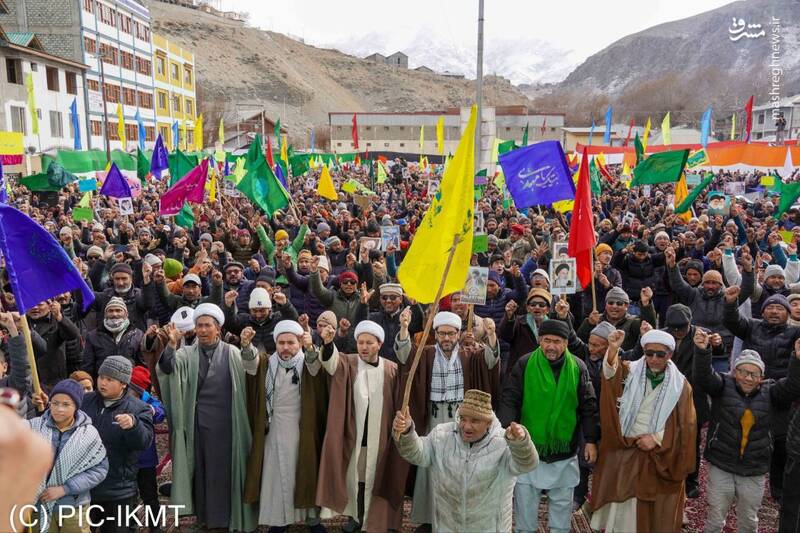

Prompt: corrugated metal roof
xmin=5 ymin=32 xmax=34 ymax=47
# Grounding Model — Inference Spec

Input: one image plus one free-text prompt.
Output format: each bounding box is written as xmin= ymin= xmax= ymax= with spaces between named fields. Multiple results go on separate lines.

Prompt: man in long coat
xmin=591 ymin=328 xmax=697 ymax=532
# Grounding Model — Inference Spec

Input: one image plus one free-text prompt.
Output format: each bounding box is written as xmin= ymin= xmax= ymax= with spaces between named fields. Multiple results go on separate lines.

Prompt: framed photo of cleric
xmin=707 ymin=192 xmax=731 ymax=217
xmin=549 ymin=257 xmax=577 ymax=295
xmin=552 ymin=241 xmax=569 ymax=260
xmin=461 ymin=266 xmax=488 ymax=305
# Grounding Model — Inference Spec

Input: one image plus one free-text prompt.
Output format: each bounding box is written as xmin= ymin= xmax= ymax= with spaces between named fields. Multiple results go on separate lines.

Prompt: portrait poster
xmin=549 ymin=257 xmax=577 ymax=295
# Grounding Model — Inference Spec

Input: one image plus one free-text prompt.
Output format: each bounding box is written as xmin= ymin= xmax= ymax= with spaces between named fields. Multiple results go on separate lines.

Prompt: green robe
xmin=157 ymin=342 xmax=257 ymax=532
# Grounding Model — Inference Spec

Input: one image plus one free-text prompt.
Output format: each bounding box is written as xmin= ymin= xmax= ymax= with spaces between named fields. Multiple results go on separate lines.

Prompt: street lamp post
xmin=95 ymin=51 xmax=112 ymax=163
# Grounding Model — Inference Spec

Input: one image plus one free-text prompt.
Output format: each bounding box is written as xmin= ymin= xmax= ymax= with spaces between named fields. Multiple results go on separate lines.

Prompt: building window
xmin=183 ymin=66 xmax=192 ymax=85
xmin=83 ymin=0 xmax=93 ymax=12
xmin=65 ymin=72 xmax=77 ymax=94
xmin=187 ymin=130 xmax=194 ymax=147
xmin=159 ymin=125 xmax=169 ymax=142
xmin=49 ymin=111 xmax=63 ymax=138
xmin=107 ymin=121 xmax=120 ymax=140
xmin=383 ymin=126 xmax=389 ymax=131
xmin=30 ymin=62 xmax=37 ymax=72
xmin=145 ymin=126 xmax=155 ymax=141
xmin=399 ymin=126 xmax=405 ymax=130
xmin=119 ymin=15 xmax=132 ymax=34
xmin=138 ymin=91 xmax=153 ymax=109
xmin=365 ymin=126 xmax=371 ymax=131
xmin=68 ymin=114 xmax=75 ymax=139
xmin=155 ymin=55 xmax=166 ymax=76
xmin=45 ymin=67 xmax=60 ymax=91
xmin=84 ymin=36 xmax=96 ymax=54
xmin=399 ymin=143 xmax=405 ymax=147
xmin=505 ymin=127 xmax=510 ymax=131
xmin=337 ymin=142 xmax=342 ymax=147
xmin=758 ymin=113 xmax=765 ymax=125
xmin=6 ymin=58 xmax=21 ymax=84
xmin=99 ymin=43 xmax=118 ymax=65
xmin=366 ymin=142 xmax=372 ymax=147
xmin=123 ymin=87 xmax=136 ymax=106
xmin=134 ymin=21 xmax=150 ymax=42
xmin=384 ymin=143 xmax=389 ymax=147
xmin=157 ymin=90 xmax=167 ymax=111
xmin=136 ymin=56 xmax=151 ymax=76
xmin=10 ymin=106 xmax=26 ymax=134
xmin=90 ymin=120 xmax=102 ymax=136
xmin=120 ymin=50 xmax=133 ymax=70
xmin=172 ymin=95 xmax=181 ymax=113
xmin=184 ymin=99 xmax=193 ymax=116
xmin=170 ymin=62 xmax=179 ymax=81
xmin=87 ymin=78 xmax=99 ymax=91
xmin=125 ymin=123 xmax=137 ymax=141
xmin=103 ymin=82 xmax=120 ymax=103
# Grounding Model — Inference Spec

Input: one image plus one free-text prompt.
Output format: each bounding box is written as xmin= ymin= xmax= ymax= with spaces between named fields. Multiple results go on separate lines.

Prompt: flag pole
xmin=396 ymin=234 xmax=461 ymax=439
xmin=467 ymin=304 xmax=474 ymax=334
xmin=591 ymin=247 xmax=597 ymax=313
xmin=18 ymin=316 xmax=41 ymax=395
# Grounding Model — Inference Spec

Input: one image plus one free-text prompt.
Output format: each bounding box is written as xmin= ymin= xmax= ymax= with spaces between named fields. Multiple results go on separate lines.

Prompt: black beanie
xmin=538 ymin=320 xmax=570 ymax=340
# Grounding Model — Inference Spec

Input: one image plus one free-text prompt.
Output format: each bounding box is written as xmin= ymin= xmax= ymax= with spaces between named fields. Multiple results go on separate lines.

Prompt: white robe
xmin=318 ymin=348 xmax=386 ymax=527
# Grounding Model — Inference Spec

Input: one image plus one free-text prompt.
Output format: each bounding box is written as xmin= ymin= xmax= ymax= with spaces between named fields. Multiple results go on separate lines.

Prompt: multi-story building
xmin=152 ymin=33 xmax=196 ymax=150
xmin=1 ymin=0 xmax=158 ymax=152
xmin=330 ymin=106 xmax=565 ymax=172
xmin=0 ymin=26 xmax=89 ymax=154
xmin=752 ymin=94 xmax=799 ymax=143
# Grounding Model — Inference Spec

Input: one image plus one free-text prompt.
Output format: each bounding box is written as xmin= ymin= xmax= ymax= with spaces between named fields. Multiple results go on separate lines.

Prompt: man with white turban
xmin=310 ymin=320 xmax=406 ymax=531
xmin=157 ymin=303 xmax=257 ymax=531
xmin=241 ymin=320 xmax=327 ymax=532
xmin=395 ymin=309 xmax=501 ymax=527
xmin=591 ymin=328 xmax=697 ymax=532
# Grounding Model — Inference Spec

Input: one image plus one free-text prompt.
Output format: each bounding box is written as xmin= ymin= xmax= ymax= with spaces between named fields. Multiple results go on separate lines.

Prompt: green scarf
xmin=520 ymin=347 xmax=580 ymax=456
xmin=646 ymin=367 xmax=665 ymax=389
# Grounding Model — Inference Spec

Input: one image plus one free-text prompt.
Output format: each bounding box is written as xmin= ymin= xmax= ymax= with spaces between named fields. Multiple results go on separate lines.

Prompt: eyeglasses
xmin=644 ymin=349 xmax=669 ymax=358
xmin=435 ymin=330 xmax=459 ymax=338
xmin=735 ymin=368 xmax=762 ymax=380
xmin=527 ymin=301 xmax=549 ymax=308
xmin=606 ymin=300 xmax=628 ymax=307
xmin=341 ymin=279 xmax=357 ymax=286
xmin=381 ymin=295 xmax=399 ymax=301
xmin=50 ymin=400 xmax=74 ymax=409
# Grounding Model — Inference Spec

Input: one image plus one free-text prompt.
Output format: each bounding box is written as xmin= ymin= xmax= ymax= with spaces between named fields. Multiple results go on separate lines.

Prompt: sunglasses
xmin=380 ymin=294 xmax=399 ymax=301
xmin=607 ymin=300 xmax=627 ymax=307
xmin=644 ymin=349 xmax=669 ymax=358
xmin=735 ymin=368 xmax=762 ymax=380
xmin=527 ymin=301 xmax=549 ymax=308
xmin=340 ymin=279 xmax=357 ymax=286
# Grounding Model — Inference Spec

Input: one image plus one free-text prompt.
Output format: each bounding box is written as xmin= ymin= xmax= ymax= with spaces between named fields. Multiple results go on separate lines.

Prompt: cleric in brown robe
xmin=591 ymin=328 xmax=697 ymax=533
xmin=310 ymin=319 xmax=406 ymax=532
xmin=394 ymin=309 xmax=500 ymax=526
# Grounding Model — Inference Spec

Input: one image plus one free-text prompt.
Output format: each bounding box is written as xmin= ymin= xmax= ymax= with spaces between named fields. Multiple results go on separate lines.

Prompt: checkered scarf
xmin=430 ymin=343 xmax=464 ymax=403
xmin=265 ymin=351 xmax=304 ymax=422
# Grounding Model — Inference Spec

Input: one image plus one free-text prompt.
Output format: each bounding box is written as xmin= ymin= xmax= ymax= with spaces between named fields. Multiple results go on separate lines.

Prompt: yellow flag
xmin=280 ymin=135 xmax=288 ymax=165
xmin=230 ymin=157 xmax=246 ymax=184
xmin=24 ymin=72 xmax=39 ymax=135
xmin=674 ymin=174 xmax=691 ymax=222
xmin=436 ymin=116 xmax=445 ymax=155
xmin=661 ymin=112 xmax=671 ymax=145
xmin=317 ymin=164 xmax=338 ymax=201
xmin=208 ymin=172 xmax=217 ymax=203
xmin=78 ymin=192 xmax=92 ymax=208
xmin=730 ymin=114 xmax=736 ymax=140
xmin=419 ymin=125 xmax=425 ymax=151
xmin=642 ymin=117 xmax=651 ymax=151
xmin=621 ymin=161 xmax=631 ymax=177
xmin=397 ymin=105 xmax=477 ymax=303
xmin=195 ymin=113 xmax=204 ymax=152
xmin=309 ymin=154 xmax=317 ymax=170
xmin=376 ymin=160 xmax=388 ymax=184
xmin=218 ymin=118 xmax=225 ymax=144
xmin=117 ymin=103 xmax=126 ymax=150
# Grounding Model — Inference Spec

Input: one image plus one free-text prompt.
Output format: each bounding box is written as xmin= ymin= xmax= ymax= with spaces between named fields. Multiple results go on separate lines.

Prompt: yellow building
xmin=152 ymin=34 xmax=197 ymax=151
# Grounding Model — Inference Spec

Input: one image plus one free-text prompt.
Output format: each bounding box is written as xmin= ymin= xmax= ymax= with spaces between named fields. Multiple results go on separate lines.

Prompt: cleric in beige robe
xmin=309 ymin=320 xmax=406 ymax=532
xmin=591 ymin=329 xmax=697 ymax=533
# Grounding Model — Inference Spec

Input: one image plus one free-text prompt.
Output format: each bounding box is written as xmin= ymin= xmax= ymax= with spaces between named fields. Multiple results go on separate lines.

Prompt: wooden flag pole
xmin=591 ymin=247 xmax=598 ymax=313
xmin=396 ymin=234 xmax=461 ymax=439
xmin=467 ymin=304 xmax=475 ymax=334
xmin=18 ymin=316 xmax=41 ymax=395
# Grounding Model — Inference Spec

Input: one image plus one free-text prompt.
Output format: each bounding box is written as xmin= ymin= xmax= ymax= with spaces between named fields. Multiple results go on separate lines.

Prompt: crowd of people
xmin=2 ymin=156 xmax=800 ymax=533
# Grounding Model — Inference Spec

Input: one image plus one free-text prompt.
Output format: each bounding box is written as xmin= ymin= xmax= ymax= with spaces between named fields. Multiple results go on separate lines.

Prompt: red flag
xmin=159 ymin=159 xmax=209 ymax=216
xmin=540 ymin=117 xmax=547 ymax=137
xmin=265 ymin=135 xmax=275 ymax=169
xmin=351 ymin=113 xmax=359 ymax=149
xmin=744 ymin=95 xmax=754 ymax=143
xmin=623 ymin=118 xmax=634 ymax=146
xmin=568 ymin=147 xmax=596 ymax=289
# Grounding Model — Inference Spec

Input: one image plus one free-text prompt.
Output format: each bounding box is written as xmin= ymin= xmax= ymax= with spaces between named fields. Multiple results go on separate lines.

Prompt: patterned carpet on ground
xmin=150 ymin=424 xmax=780 ymax=532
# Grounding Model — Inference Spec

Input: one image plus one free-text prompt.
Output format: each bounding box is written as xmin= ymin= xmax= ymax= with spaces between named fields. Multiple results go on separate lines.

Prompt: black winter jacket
xmin=81 ymin=325 xmax=145 ymax=380
xmin=28 ymin=314 xmax=81 ymax=388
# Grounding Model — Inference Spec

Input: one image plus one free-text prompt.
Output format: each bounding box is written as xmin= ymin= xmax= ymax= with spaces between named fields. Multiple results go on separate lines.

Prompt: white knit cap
xmin=532 ymin=269 xmax=550 ymax=283
xmin=273 ymin=320 xmax=304 ymax=341
xmin=764 ymin=264 xmax=785 ymax=279
xmin=194 ymin=303 xmax=225 ymax=326
xmin=317 ymin=256 xmax=331 ymax=272
xmin=248 ymin=287 xmax=272 ymax=309
xmin=734 ymin=349 xmax=765 ymax=373
xmin=354 ymin=320 xmax=385 ymax=343
xmin=433 ymin=311 xmax=461 ymax=331
xmin=640 ymin=329 xmax=676 ymax=351
xmin=171 ymin=306 xmax=195 ymax=332
xmin=144 ymin=253 xmax=162 ymax=267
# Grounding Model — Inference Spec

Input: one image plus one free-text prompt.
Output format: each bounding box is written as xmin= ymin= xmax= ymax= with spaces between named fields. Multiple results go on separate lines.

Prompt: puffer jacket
xmin=611 ymin=251 xmax=665 ymax=302
xmin=92 ymin=287 xmax=148 ymax=332
xmin=27 ymin=313 xmax=82 ymax=389
xmin=284 ymin=264 xmax=327 ymax=327
xmin=81 ymin=390 xmax=153 ymax=502
xmin=750 ymin=283 xmax=791 ymax=319
xmin=668 ymin=265 xmax=737 ymax=349
xmin=81 ymin=324 xmax=145 ymax=380
xmin=395 ymin=416 xmax=538 ymax=533
xmin=693 ymin=344 xmax=800 ymax=476
xmin=27 ymin=410 xmax=109 ymax=509
xmin=309 ymin=270 xmax=363 ymax=325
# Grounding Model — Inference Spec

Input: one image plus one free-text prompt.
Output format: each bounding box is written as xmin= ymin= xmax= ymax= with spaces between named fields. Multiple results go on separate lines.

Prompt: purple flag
xmin=150 ymin=134 xmax=169 ymax=179
xmin=0 ymin=205 xmax=94 ymax=313
xmin=159 ymin=159 xmax=209 ymax=216
xmin=274 ymin=163 xmax=287 ymax=189
xmin=498 ymin=140 xmax=575 ymax=209
xmin=99 ymin=163 xmax=132 ymax=199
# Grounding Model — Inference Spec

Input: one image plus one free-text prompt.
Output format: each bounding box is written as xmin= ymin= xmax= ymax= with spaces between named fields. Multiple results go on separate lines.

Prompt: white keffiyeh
xmin=430 ymin=344 xmax=464 ymax=403
xmin=618 ymin=358 xmax=685 ymax=437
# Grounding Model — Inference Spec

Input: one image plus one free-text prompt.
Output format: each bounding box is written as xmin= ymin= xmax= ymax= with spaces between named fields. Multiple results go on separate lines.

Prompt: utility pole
xmin=475 ymin=0 xmax=484 ymax=176
xmin=97 ymin=52 xmax=111 ymax=162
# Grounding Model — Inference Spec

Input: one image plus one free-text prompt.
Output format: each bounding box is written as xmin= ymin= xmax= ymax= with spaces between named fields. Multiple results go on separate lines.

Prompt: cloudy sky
xmin=231 ymin=0 xmax=735 ymax=65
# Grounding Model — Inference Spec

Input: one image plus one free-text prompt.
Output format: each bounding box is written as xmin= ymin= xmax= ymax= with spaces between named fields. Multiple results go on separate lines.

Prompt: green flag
xmin=775 ymin=181 xmax=800 ymax=219
xmin=237 ymin=135 xmax=289 ymax=216
xmin=631 ymin=149 xmax=689 ymax=186
xmin=175 ymin=203 xmax=195 ymax=229
xmin=376 ymin=161 xmax=388 ymax=184
xmin=136 ymin=148 xmax=149 ymax=183
xmin=498 ymin=140 xmax=516 ymax=156
xmin=522 ymin=123 xmax=529 ymax=147
xmin=168 ymin=150 xmax=198 ymax=187
xmin=634 ymin=133 xmax=644 ymax=165
xmin=675 ymin=172 xmax=714 ymax=214
xmin=772 ymin=173 xmax=783 ymax=194
xmin=20 ymin=173 xmax=62 ymax=192
xmin=589 ymin=158 xmax=603 ymax=196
